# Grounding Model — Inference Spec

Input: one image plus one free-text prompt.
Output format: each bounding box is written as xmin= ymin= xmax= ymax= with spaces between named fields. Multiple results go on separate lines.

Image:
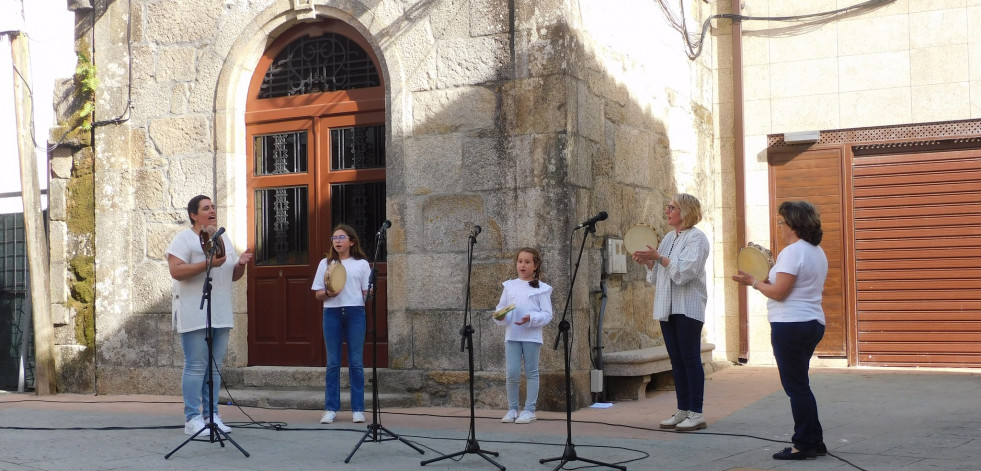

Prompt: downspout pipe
xmin=595 ymin=277 xmax=608 ymax=402
xmin=732 ymin=17 xmax=749 ymax=363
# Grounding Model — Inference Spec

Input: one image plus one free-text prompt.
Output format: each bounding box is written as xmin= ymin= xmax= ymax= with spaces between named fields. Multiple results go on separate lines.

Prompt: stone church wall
xmin=50 ymin=0 xmax=727 ymax=408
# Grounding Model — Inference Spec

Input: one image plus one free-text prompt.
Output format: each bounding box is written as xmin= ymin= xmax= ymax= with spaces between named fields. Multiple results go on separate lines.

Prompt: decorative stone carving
xmin=291 ymin=0 xmax=316 ymax=20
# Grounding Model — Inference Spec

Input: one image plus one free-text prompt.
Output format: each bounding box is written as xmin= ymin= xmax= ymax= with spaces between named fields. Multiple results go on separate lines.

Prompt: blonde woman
xmin=632 ymin=193 xmax=710 ymax=432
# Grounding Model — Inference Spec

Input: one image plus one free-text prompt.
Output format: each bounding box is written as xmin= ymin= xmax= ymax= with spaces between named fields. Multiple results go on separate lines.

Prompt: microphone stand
xmin=166 ymin=242 xmax=249 ymax=459
xmin=422 ymin=229 xmax=504 ymax=470
xmin=346 ymin=225 xmax=425 ymax=462
xmin=539 ymin=222 xmax=624 ymax=471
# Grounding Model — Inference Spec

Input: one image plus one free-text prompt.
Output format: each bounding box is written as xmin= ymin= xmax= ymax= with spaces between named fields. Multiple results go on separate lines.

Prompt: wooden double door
xmin=243 ymin=22 xmax=389 ymax=367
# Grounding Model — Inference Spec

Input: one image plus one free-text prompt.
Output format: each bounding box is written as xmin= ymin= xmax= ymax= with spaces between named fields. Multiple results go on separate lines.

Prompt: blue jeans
xmin=180 ymin=327 xmax=230 ymax=421
xmin=323 ymin=306 xmax=366 ymax=412
xmin=771 ymin=320 xmax=825 ymax=451
xmin=505 ymin=340 xmax=542 ymax=412
xmin=660 ymin=314 xmax=705 ymax=413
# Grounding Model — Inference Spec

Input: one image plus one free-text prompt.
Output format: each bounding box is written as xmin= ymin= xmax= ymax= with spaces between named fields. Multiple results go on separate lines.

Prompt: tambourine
xmin=737 ymin=242 xmax=774 ymax=282
xmin=623 ymin=224 xmax=659 ymax=255
xmin=199 ymin=226 xmax=225 ymax=258
xmin=492 ymin=304 xmax=515 ymax=321
xmin=325 ymin=260 xmax=347 ymax=293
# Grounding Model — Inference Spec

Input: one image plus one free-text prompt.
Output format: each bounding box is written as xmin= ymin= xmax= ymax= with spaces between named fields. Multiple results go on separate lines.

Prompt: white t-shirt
xmin=166 ymin=228 xmax=239 ymax=333
xmin=766 ymin=239 xmax=828 ymax=324
xmin=311 ymin=257 xmax=371 ymax=307
xmin=493 ymin=279 xmax=554 ymax=344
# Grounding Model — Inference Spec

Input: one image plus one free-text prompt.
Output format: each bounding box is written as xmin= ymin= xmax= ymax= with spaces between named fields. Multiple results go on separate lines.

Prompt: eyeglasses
xmin=666 ymin=205 xmax=678 ymax=212
xmin=331 ymin=235 xmax=349 ymax=241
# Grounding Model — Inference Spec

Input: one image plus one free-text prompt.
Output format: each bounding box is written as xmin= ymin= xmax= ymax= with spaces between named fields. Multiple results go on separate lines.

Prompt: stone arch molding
xmin=210 ymin=1 xmax=411 ymax=365
xmin=212 ymin=0 xmax=407 ymax=242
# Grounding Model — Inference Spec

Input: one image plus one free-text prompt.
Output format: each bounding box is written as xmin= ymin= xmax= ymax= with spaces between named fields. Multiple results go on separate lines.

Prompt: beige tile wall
xmin=732 ymin=0 xmax=979 ymax=365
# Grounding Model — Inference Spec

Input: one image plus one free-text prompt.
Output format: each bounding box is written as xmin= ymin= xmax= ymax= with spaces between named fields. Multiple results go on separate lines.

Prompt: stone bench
xmin=602 ymin=343 xmax=715 ymax=400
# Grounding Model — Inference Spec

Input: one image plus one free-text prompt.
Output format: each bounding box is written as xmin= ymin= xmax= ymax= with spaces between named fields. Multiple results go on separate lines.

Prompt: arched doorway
xmin=244 ymin=21 xmax=388 ymax=367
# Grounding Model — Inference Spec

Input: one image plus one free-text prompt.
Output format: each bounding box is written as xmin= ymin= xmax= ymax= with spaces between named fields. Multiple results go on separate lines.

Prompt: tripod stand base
xmin=165 ymin=423 xmax=250 ymax=459
xmin=346 ymin=422 xmax=425 ymax=463
xmin=421 ymin=438 xmax=504 ymax=470
xmin=540 ymin=442 xmax=625 ymax=471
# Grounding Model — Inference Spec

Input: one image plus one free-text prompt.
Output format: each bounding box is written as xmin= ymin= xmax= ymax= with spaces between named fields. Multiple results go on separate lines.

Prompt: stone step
xmin=220 ymin=387 xmax=418 ymax=411
xmin=218 ymin=366 xmax=426 ymax=410
xmin=222 ymin=366 xmax=425 ymax=391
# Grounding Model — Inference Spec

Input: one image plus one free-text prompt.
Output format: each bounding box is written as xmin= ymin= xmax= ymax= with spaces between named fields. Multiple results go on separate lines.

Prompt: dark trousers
xmin=771 ymin=320 xmax=825 ymax=451
xmin=660 ymin=314 xmax=705 ymax=413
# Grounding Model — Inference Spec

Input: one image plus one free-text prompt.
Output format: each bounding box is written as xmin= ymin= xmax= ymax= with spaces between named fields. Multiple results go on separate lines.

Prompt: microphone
xmin=470 ymin=225 xmax=482 ymax=238
xmin=574 ymin=211 xmax=608 ymax=229
xmin=210 ymin=227 xmax=225 ymax=243
xmin=377 ymin=220 xmax=391 ymax=235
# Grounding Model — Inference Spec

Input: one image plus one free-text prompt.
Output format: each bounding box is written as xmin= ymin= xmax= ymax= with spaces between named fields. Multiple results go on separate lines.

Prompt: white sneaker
xmin=515 ymin=411 xmax=536 ymax=424
xmin=352 ymin=412 xmax=365 ymax=423
xmin=659 ymin=409 xmax=689 ymax=429
xmin=501 ymin=410 xmax=518 ymax=423
xmin=184 ymin=415 xmax=206 ymax=435
xmin=205 ymin=413 xmax=232 ymax=433
xmin=320 ymin=411 xmax=336 ymax=424
xmin=675 ymin=411 xmax=706 ymax=432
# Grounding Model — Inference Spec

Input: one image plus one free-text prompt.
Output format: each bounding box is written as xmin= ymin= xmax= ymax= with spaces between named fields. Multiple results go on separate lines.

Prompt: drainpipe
xmin=732 ymin=17 xmax=749 ymax=363
xmin=594 ymin=277 xmax=608 ymax=402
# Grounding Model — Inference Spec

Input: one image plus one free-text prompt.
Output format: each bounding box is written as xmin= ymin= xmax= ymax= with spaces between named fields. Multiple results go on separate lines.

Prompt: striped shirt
xmin=645 ymin=226 xmax=710 ymax=322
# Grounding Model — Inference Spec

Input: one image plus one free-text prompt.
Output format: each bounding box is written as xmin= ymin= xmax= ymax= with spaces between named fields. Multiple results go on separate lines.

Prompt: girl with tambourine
xmin=311 ymin=224 xmax=371 ymax=425
xmin=632 ymin=193 xmax=711 ymax=432
xmin=493 ymin=247 xmax=554 ymax=425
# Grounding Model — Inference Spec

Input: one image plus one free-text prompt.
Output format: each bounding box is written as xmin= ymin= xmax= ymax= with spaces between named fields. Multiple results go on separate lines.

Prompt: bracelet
xmin=752 ymin=280 xmax=759 ymax=290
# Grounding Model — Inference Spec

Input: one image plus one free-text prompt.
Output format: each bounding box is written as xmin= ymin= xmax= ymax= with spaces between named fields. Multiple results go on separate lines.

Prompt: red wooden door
xmin=769 ymin=147 xmax=847 ymax=356
xmin=245 ymin=21 xmax=388 ymax=366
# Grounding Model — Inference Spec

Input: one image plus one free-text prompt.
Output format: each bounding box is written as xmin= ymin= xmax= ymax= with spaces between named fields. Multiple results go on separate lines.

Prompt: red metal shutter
xmin=852 ymin=149 xmax=981 ymax=366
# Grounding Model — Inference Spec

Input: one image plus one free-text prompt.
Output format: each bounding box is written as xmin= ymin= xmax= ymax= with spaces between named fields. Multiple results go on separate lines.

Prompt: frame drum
xmin=737 ymin=242 xmax=774 ymax=281
xmin=623 ymin=224 xmax=659 ymax=255
xmin=199 ymin=227 xmax=226 ymax=258
xmin=325 ymin=261 xmax=347 ymax=293
xmin=492 ymin=304 xmax=515 ymax=321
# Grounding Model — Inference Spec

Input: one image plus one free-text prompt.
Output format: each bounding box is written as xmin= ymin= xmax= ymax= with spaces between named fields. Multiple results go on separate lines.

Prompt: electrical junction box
xmin=606 ymin=238 xmax=627 ymax=274
xmin=590 ymin=369 xmax=604 ymax=393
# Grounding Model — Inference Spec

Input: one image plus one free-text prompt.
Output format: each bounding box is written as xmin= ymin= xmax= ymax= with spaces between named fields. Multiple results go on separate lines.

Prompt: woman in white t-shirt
xmin=311 ymin=224 xmax=371 ymax=425
xmin=733 ymin=201 xmax=828 ymax=461
xmin=166 ymin=195 xmax=252 ymax=436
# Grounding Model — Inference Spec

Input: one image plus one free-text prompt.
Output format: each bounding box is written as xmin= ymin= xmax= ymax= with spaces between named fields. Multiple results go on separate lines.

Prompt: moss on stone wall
xmin=67 ymin=150 xmax=95 ymax=235
xmin=69 ymin=255 xmax=96 ymax=348
xmin=66 ymin=135 xmax=96 ymax=349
